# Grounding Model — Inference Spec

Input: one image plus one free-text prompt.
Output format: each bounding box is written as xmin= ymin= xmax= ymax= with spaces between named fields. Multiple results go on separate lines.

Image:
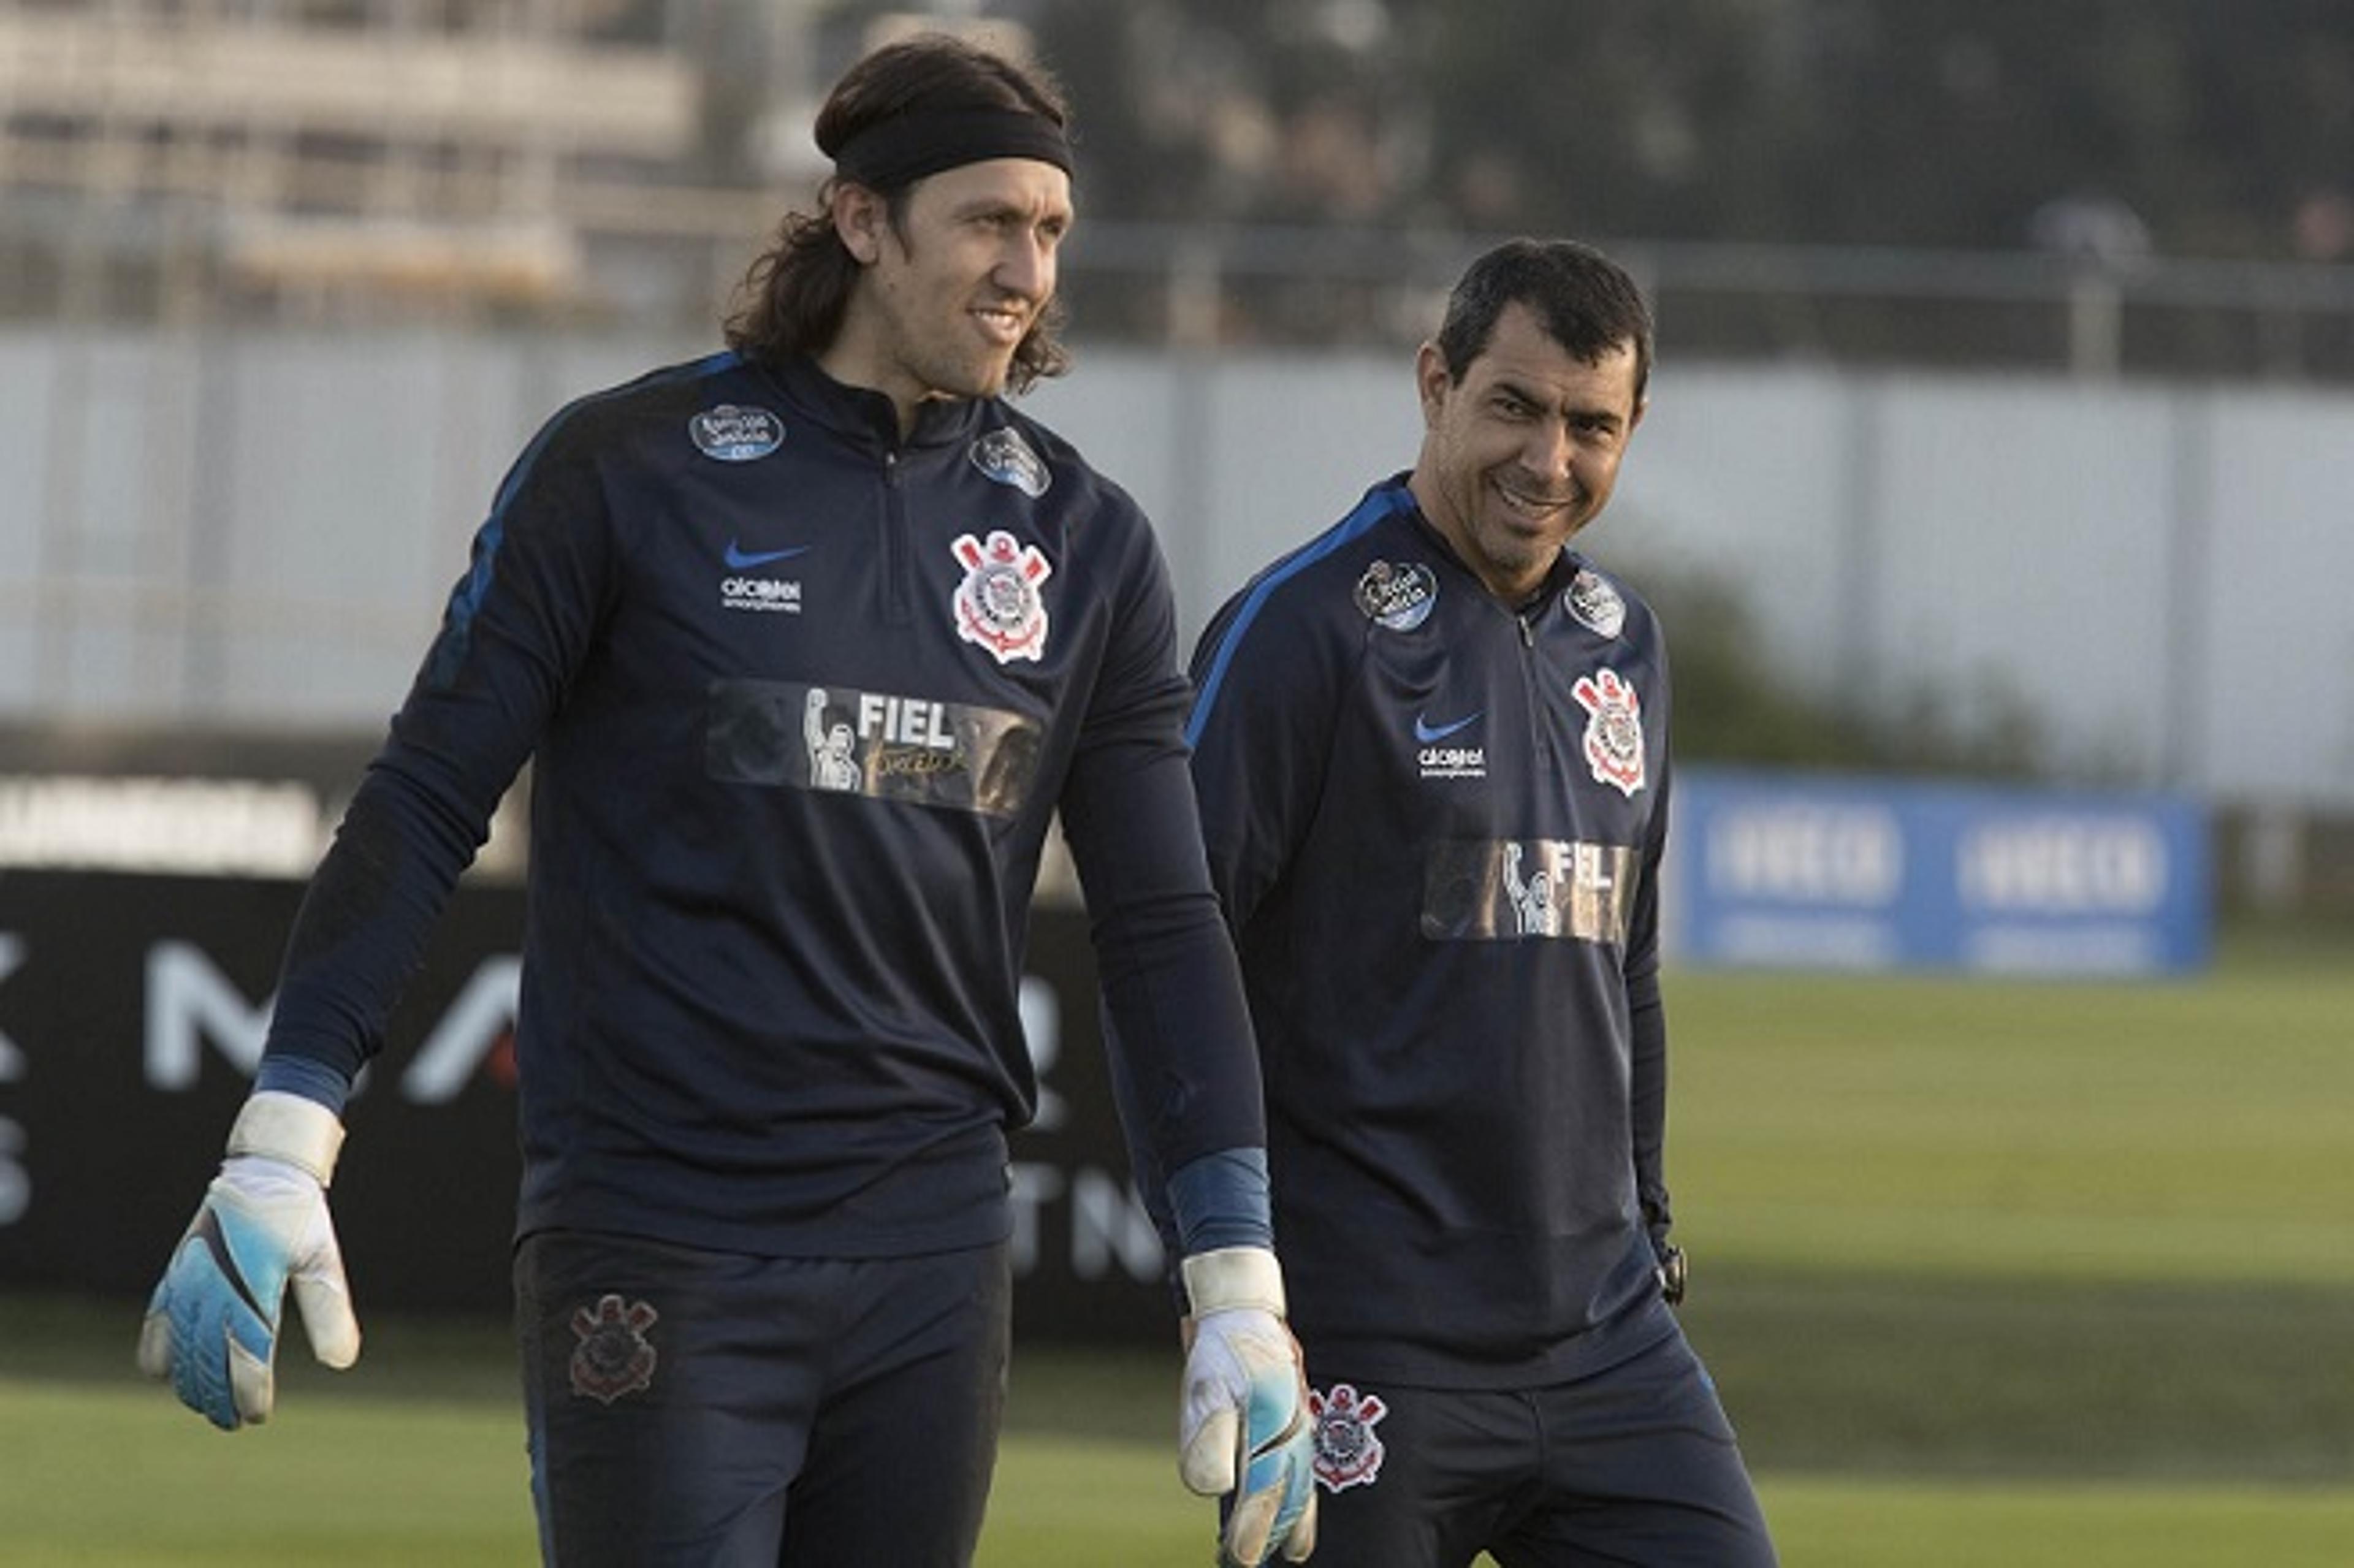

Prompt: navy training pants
xmin=1300 ymin=1323 xmax=1777 ymax=1567
xmin=516 ymin=1230 xmax=1011 ymax=1567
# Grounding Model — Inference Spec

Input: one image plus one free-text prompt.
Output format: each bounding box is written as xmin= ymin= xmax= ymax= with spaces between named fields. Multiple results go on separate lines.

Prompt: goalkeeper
xmin=1168 ymin=240 xmax=1777 ymax=1565
xmin=137 ymin=32 xmax=1312 ymax=1568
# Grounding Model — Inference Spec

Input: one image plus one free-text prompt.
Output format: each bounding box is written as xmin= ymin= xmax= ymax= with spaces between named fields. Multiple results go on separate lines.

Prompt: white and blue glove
xmin=137 ymin=1092 xmax=361 ymax=1429
xmin=1179 ymin=1246 xmax=1319 ymax=1566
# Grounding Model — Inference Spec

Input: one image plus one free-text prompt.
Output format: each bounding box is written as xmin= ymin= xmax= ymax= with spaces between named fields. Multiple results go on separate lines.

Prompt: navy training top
xmin=262 ymin=350 xmax=1265 ymax=1260
xmin=1186 ymin=475 xmax=1677 ymax=1387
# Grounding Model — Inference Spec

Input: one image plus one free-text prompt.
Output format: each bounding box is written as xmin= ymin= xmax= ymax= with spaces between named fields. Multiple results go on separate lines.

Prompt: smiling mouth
xmin=1491 ymin=476 xmax=1575 ymax=520
xmin=973 ymin=304 xmax=1028 ymax=344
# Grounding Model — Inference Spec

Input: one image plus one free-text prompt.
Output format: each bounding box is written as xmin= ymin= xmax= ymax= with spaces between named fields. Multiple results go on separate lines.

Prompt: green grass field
xmin=1 ymin=1381 xmax=2350 ymax=1567
xmin=5 ymin=921 xmax=2348 ymax=1564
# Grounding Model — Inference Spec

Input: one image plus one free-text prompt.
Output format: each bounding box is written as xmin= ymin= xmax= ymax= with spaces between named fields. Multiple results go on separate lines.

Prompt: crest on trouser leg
xmin=1309 ymin=1382 xmax=1387 ymax=1492
xmin=569 ymin=1293 xmax=658 ymax=1403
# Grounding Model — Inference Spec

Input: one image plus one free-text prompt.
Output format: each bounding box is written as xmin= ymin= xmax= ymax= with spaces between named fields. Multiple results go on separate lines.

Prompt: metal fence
xmin=13 ymin=196 xmax=2354 ymax=384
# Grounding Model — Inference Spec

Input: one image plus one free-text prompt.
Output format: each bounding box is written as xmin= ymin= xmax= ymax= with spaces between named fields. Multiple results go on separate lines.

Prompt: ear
xmin=830 ymin=181 xmax=888 ymax=266
xmin=1413 ymin=341 xmax=1452 ymax=424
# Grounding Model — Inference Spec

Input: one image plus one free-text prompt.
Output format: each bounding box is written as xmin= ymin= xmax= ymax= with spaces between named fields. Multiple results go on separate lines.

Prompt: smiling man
xmin=136 ymin=33 xmax=1314 ymax=1568
xmin=1176 ymin=240 xmax=1778 ymax=1566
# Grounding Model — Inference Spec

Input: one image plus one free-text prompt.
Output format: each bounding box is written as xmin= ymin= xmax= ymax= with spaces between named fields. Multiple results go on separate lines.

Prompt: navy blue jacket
xmin=264 ymin=350 xmax=1263 ymax=1259
xmin=1187 ymin=476 xmax=1675 ymax=1387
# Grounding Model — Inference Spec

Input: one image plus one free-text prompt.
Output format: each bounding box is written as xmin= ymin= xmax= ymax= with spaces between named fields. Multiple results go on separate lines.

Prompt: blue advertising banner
xmin=1666 ymin=770 xmax=2210 ymax=975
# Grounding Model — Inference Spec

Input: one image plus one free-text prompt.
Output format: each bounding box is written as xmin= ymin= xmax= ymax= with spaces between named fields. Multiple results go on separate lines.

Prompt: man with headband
xmin=135 ymin=32 xmax=1316 ymax=1568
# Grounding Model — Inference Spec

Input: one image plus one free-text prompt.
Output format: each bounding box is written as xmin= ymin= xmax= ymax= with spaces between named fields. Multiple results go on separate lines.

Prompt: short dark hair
xmin=1433 ymin=240 xmax=1653 ymax=406
xmin=723 ymin=34 xmax=1073 ymax=389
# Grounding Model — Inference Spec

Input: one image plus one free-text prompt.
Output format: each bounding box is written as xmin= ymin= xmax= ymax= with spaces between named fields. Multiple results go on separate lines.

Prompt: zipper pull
xmin=1517 ymin=612 xmax=1535 ymax=648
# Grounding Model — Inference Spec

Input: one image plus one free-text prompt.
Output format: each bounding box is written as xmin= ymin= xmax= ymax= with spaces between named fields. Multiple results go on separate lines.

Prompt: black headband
xmin=831 ymin=107 xmax=1073 ymax=191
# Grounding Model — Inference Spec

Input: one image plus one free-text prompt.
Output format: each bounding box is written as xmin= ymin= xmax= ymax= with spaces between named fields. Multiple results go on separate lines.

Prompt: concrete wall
xmin=5 ymin=327 xmax=2349 ymax=806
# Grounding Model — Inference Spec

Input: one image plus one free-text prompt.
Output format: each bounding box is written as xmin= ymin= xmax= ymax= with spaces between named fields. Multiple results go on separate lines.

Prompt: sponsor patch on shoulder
xmin=568 ymin=1294 xmax=658 ymax=1404
xmin=1354 ymin=560 xmax=1438 ymax=630
xmin=969 ymin=427 xmax=1051 ymax=497
xmin=688 ymin=404 xmax=784 ymax=462
xmin=1565 ymin=568 xmax=1626 ymax=637
xmin=1311 ymin=1382 xmax=1388 ymax=1493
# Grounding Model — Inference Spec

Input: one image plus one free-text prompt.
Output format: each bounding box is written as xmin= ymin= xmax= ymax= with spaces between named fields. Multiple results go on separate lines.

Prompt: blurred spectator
xmin=2028 ymin=193 xmax=2155 ymax=267
xmin=2291 ymin=188 xmax=2354 ymax=262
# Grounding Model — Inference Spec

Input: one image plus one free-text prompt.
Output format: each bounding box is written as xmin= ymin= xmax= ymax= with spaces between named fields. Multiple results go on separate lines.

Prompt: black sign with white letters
xmin=0 ymin=872 xmax=1169 ymax=1344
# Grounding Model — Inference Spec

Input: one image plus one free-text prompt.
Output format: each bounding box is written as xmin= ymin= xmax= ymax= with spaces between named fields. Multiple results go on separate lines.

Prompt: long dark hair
xmin=723 ymin=34 xmax=1074 ymax=390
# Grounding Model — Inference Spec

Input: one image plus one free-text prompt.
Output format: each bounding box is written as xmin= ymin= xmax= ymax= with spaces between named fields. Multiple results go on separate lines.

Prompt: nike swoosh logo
xmin=192 ymin=1207 xmax=267 ymax=1319
xmin=723 ymin=539 xmax=809 ymax=569
xmin=1414 ymin=710 xmax=1482 ymax=744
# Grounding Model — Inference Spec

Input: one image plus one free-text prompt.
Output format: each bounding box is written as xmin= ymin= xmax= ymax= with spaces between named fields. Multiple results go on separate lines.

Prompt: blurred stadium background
xmin=1 ymin=2 xmax=2349 ymax=1563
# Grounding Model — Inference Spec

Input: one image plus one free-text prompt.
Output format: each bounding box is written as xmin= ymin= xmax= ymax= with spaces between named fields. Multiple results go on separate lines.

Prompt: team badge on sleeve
xmin=969 ymin=427 xmax=1051 ymax=497
xmin=1565 ymin=568 xmax=1627 ymax=637
xmin=687 ymin=404 xmax=784 ymax=462
xmin=1309 ymin=1382 xmax=1388 ymax=1493
xmin=1571 ymin=668 xmax=1647 ymax=797
xmin=950 ymin=530 xmax=1053 ymax=663
xmin=569 ymin=1294 xmax=659 ymax=1404
xmin=1354 ymin=560 xmax=1438 ymax=631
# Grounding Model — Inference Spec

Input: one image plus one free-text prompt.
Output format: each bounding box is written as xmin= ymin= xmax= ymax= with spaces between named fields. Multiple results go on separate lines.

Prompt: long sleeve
xmin=1059 ymin=512 xmax=1267 ymax=1194
xmin=1183 ymin=584 xmax=1349 ymax=940
xmin=264 ymin=403 xmax=616 ymax=1090
xmin=1626 ymin=756 xmax=1674 ymax=1250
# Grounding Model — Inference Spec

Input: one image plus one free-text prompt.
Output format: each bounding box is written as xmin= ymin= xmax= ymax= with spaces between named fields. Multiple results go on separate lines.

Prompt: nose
xmin=1522 ymin=419 xmax=1574 ymax=483
xmin=997 ymin=229 xmax=1054 ymax=301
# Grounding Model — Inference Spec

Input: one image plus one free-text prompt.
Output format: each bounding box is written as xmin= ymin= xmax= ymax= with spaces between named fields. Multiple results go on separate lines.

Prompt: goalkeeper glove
xmin=137 ymin=1091 xmax=361 ymax=1429
xmin=1178 ymin=1246 xmax=1318 ymax=1567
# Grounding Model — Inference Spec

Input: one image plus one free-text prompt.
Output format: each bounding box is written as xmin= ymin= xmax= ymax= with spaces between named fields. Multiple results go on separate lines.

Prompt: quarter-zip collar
xmin=1392 ymin=476 xmax=1585 ymax=622
xmin=754 ymin=352 xmax=990 ymax=455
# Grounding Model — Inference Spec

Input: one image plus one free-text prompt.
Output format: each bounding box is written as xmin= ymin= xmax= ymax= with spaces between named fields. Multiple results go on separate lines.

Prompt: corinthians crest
xmin=1570 ymin=667 xmax=1647 ymax=797
xmin=950 ymin=529 xmax=1053 ymax=664
xmin=1309 ymin=1382 xmax=1388 ymax=1493
xmin=569 ymin=1294 xmax=658 ymax=1404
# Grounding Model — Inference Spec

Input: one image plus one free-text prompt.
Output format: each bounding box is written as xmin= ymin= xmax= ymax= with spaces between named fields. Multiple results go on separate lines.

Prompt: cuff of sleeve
xmin=254 ymin=1051 xmax=356 ymax=1117
xmin=1165 ymin=1146 xmax=1273 ymax=1255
